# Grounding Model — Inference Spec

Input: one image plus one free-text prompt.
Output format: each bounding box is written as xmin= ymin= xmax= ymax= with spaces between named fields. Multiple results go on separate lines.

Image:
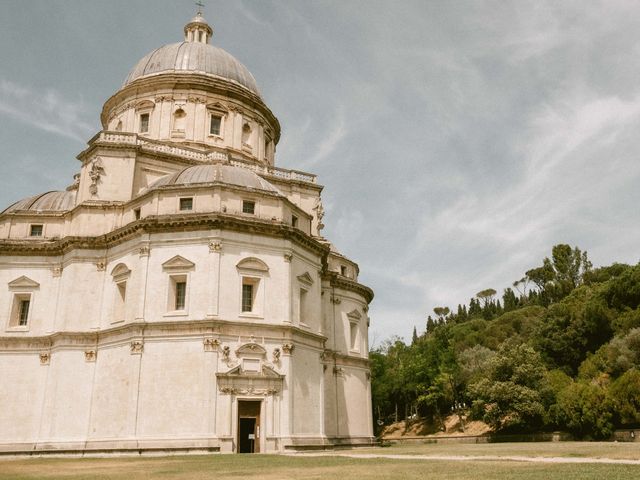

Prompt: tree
xmin=556 ymin=380 xmax=613 ymax=439
xmin=610 ymin=369 xmax=640 ymax=426
xmin=433 ymin=307 xmax=450 ymax=323
xmin=469 ymin=343 xmax=549 ymax=432
xmin=411 ymin=326 xmax=419 ymax=345
xmin=476 ymin=288 xmax=497 ymax=307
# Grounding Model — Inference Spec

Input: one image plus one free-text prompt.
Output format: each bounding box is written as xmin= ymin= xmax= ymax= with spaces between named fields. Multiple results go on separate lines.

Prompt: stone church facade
xmin=0 ymin=13 xmax=374 ymax=454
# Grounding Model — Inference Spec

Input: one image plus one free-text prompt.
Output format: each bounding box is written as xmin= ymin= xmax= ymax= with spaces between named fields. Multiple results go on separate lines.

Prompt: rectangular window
xmin=18 ymin=299 xmax=30 ymax=326
xmin=299 ymin=288 xmax=308 ymax=324
xmin=242 ymin=283 xmax=254 ymax=312
xmin=30 ymin=225 xmax=43 ymax=237
xmin=179 ymin=197 xmax=193 ymax=211
xmin=340 ymin=265 xmax=347 ymax=276
xmin=242 ymin=200 xmax=255 ymax=214
xmin=210 ymin=114 xmax=221 ymax=135
xmin=113 ymin=282 xmax=126 ymax=321
xmin=175 ymin=281 xmax=187 ymax=310
xmin=134 ymin=208 xmax=141 ymax=220
xmin=139 ymin=113 xmax=150 ymax=133
xmin=291 ymin=215 xmax=298 ymax=228
xmin=350 ymin=322 xmax=359 ymax=351
xmin=10 ymin=293 xmax=32 ymax=328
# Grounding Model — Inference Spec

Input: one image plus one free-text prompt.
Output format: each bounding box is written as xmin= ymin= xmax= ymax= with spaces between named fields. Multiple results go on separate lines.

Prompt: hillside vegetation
xmin=371 ymin=245 xmax=640 ymax=439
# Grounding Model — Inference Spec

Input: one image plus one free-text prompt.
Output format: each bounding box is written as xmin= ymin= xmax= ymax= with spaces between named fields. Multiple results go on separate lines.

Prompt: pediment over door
xmin=216 ymin=364 xmax=283 ymax=396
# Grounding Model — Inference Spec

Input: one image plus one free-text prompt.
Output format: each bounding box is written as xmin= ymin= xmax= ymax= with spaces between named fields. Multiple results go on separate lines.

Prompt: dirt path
xmin=291 ymin=452 xmax=640 ymax=466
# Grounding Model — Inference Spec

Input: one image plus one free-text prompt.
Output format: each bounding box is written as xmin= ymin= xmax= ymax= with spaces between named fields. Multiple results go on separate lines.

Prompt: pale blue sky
xmin=1 ymin=1 xmax=640 ymax=344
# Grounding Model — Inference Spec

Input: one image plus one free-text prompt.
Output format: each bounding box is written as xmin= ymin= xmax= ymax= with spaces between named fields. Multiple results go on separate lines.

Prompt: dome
xmin=2 ymin=190 xmax=76 ymax=214
xmin=123 ymin=42 xmax=261 ymax=97
xmin=146 ymin=164 xmax=282 ymax=195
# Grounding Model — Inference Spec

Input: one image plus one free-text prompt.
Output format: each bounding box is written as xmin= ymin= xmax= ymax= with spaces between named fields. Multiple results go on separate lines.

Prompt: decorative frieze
xmin=219 ymin=386 xmax=279 ymax=396
xmin=130 ymin=341 xmax=144 ymax=354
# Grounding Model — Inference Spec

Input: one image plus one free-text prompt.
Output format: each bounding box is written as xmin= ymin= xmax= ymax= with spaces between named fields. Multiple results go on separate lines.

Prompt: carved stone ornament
xmin=130 ymin=341 xmax=144 ymax=354
xmin=330 ymin=295 xmax=341 ymax=305
xmin=139 ymin=246 xmax=150 ymax=257
xmin=88 ymin=157 xmax=105 ymax=196
xmin=39 ymin=352 xmax=50 ymax=365
xmin=203 ymin=337 xmax=220 ymax=352
xmin=333 ymin=366 xmax=345 ymax=377
xmin=313 ymin=197 xmax=325 ymax=233
xmin=208 ymin=241 xmax=222 ymax=253
xmin=96 ymin=261 xmax=107 ymax=272
xmin=221 ymin=345 xmax=231 ymax=363
xmin=283 ymin=253 xmax=293 ymax=263
xmin=272 ymin=348 xmax=281 ymax=363
xmin=52 ymin=265 xmax=63 ymax=277
xmin=84 ymin=350 xmax=97 ymax=362
xmin=187 ymin=95 xmax=205 ymax=104
xmin=282 ymin=343 xmax=295 ymax=355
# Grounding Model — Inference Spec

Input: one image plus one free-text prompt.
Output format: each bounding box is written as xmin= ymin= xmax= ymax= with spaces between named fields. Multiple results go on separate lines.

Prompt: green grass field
xmin=0 ymin=442 xmax=638 ymax=480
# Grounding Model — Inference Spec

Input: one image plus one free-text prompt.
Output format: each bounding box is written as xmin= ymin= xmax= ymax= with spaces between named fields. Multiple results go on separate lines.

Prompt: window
xmin=209 ymin=114 xmax=222 ymax=136
xmin=242 ymin=282 xmax=254 ymax=312
xmin=139 ymin=113 xmax=150 ymax=133
xmin=242 ymin=200 xmax=255 ymax=214
xmin=30 ymin=225 xmax=43 ymax=237
xmin=167 ymin=274 xmax=188 ymax=312
xmin=179 ymin=197 xmax=193 ymax=211
xmin=299 ymin=288 xmax=308 ymax=324
xmin=134 ymin=208 xmax=141 ymax=220
xmin=9 ymin=293 xmax=32 ymax=328
xmin=350 ymin=321 xmax=359 ymax=351
xmin=114 ymin=282 xmax=126 ymax=321
xmin=18 ymin=299 xmax=30 ymax=326
xmin=175 ymin=281 xmax=187 ymax=310
xmin=340 ymin=265 xmax=347 ymax=277
xmin=291 ymin=215 xmax=298 ymax=228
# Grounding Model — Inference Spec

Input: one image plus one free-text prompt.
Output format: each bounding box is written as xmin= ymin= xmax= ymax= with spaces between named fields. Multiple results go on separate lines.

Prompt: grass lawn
xmin=367 ymin=440 xmax=640 ymax=460
xmin=0 ymin=443 xmax=638 ymax=480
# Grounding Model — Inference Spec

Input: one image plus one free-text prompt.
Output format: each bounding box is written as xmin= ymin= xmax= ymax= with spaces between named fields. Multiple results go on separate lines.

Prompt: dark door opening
xmin=237 ymin=400 xmax=261 ymax=453
xmin=238 ymin=417 xmax=256 ymax=453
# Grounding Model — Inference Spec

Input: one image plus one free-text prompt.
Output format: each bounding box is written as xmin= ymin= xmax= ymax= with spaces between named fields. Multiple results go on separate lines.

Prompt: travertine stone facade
xmin=0 ymin=13 xmax=374 ymax=454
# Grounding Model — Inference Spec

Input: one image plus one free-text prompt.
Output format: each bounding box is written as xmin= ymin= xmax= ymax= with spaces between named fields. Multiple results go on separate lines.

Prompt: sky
xmin=1 ymin=0 xmax=640 ymax=345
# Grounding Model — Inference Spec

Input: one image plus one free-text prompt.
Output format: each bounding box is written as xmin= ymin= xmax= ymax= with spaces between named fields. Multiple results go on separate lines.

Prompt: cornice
xmin=322 ymin=271 xmax=374 ymax=304
xmin=0 ymin=213 xmax=329 ymax=258
xmin=0 ymin=318 xmax=327 ymax=351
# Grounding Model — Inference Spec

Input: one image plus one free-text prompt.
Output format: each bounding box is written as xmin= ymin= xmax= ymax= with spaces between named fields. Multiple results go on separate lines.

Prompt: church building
xmin=0 ymin=12 xmax=374 ymax=454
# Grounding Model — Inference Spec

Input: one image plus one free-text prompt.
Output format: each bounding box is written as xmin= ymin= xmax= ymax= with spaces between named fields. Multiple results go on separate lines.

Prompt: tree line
xmin=371 ymin=244 xmax=640 ymax=439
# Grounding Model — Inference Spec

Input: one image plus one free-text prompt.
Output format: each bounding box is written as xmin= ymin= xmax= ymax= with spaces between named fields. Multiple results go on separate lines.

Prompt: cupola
xmin=184 ymin=12 xmax=213 ymax=44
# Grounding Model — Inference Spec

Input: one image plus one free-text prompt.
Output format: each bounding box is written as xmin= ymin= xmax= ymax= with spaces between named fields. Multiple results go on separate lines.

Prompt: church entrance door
xmin=237 ymin=400 xmax=261 ymax=453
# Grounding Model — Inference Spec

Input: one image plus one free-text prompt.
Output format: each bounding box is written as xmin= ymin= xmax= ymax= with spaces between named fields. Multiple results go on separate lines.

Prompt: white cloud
xmin=0 ymin=79 xmax=93 ymax=142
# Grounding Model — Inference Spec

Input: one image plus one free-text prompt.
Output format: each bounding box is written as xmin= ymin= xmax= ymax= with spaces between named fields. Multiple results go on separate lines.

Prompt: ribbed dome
xmin=123 ymin=42 xmax=261 ymax=97
xmin=146 ymin=164 xmax=282 ymax=194
xmin=2 ymin=190 xmax=76 ymax=214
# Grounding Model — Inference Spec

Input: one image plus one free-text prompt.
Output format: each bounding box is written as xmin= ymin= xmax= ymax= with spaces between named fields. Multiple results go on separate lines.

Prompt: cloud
xmin=0 ymin=79 xmax=94 ymax=142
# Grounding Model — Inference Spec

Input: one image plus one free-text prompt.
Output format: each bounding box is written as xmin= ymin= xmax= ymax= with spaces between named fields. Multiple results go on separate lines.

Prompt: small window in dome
xmin=242 ymin=200 xmax=255 ymax=215
xmin=210 ymin=114 xmax=222 ymax=136
xmin=198 ymin=31 xmax=203 ymax=42
xmin=173 ymin=108 xmax=186 ymax=134
xmin=139 ymin=113 xmax=150 ymax=133
xmin=179 ymin=197 xmax=193 ymax=211
xmin=30 ymin=225 xmax=43 ymax=237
